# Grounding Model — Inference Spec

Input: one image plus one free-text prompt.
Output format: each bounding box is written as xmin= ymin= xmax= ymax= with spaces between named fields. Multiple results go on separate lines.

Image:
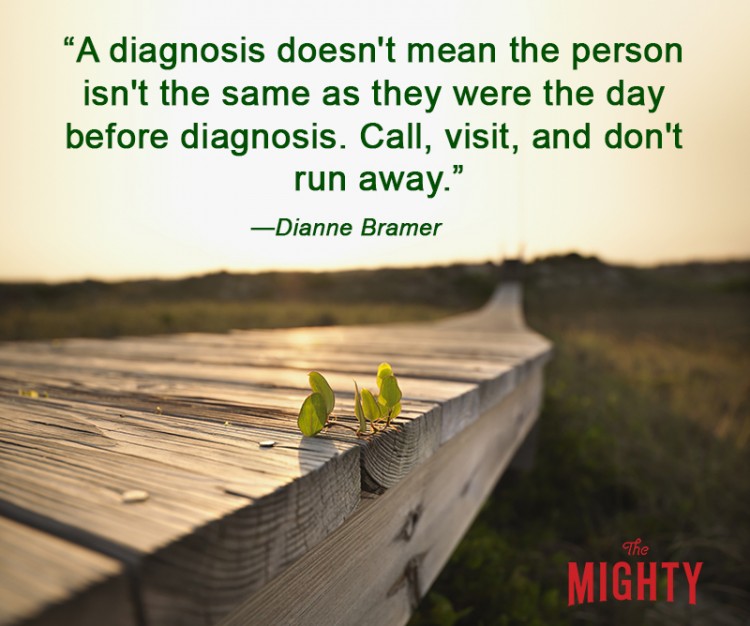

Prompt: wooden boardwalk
xmin=0 ymin=283 xmax=551 ymax=626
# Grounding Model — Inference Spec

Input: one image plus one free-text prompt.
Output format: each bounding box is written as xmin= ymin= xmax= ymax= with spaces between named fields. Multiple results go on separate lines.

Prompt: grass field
xmin=0 ymin=265 xmax=492 ymax=340
xmin=1 ymin=256 xmax=748 ymax=624
xmin=411 ymin=258 xmax=750 ymax=625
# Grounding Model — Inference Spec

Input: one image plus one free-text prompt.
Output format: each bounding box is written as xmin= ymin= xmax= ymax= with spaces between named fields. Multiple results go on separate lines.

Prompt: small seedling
xmin=360 ymin=387 xmax=381 ymax=424
xmin=353 ymin=382 xmax=368 ymax=435
xmin=376 ymin=362 xmax=402 ymax=426
xmin=298 ymin=371 xmax=346 ymax=437
xmin=376 ymin=362 xmax=393 ymax=389
xmin=297 ymin=392 xmax=328 ymax=437
xmin=297 ymin=364 xmax=403 ymax=438
xmin=309 ymin=371 xmax=335 ymax=415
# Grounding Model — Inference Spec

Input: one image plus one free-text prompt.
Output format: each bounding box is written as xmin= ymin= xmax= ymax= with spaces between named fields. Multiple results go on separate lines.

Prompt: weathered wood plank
xmin=0 ymin=321 xmax=548 ymax=420
xmin=2 ymin=336 xmax=523 ymax=382
xmin=0 ymin=517 xmax=136 ymax=626
xmin=2 ymin=341 xmax=546 ymax=427
xmin=0 ymin=319 xmax=542 ymax=486
xmin=0 ymin=348 xmax=482 ymax=454
xmin=219 ymin=364 xmax=545 ymax=626
xmin=0 ymin=391 xmax=361 ymax=624
xmin=0 ymin=282 xmax=552 ymax=625
xmin=436 ymin=281 xmax=529 ymax=332
xmin=0 ymin=323 xmax=550 ymax=369
xmin=0 ymin=369 xmax=448 ymax=492
xmin=0 ymin=348 xmax=478 ymax=409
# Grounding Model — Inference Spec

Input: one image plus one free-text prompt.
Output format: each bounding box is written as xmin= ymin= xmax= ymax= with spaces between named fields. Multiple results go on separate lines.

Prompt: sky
xmin=1 ymin=1 xmax=748 ymax=282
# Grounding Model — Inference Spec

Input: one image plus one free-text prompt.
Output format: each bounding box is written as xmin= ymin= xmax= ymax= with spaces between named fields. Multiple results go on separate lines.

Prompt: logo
xmin=568 ymin=538 xmax=702 ymax=606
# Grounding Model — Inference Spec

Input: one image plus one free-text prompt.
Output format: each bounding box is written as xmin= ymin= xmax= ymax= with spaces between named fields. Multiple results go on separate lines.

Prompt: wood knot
xmin=397 ymin=504 xmax=423 ymax=542
xmin=388 ymin=552 xmax=426 ymax=610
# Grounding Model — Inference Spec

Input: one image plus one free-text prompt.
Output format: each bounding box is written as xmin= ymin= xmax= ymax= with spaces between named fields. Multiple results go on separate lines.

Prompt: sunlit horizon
xmin=3 ymin=248 xmax=748 ymax=285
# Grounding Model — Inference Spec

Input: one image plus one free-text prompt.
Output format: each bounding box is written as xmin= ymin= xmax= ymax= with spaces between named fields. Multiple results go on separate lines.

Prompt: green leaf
xmin=376 ymin=362 xmax=394 ymax=391
xmin=298 ymin=392 xmax=328 ymax=437
xmin=361 ymin=387 xmax=381 ymax=423
xmin=309 ymin=371 xmax=335 ymax=415
xmin=353 ymin=381 xmax=368 ymax=434
xmin=390 ymin=401 xmax=402 ymax=421
xmin=379 ymin=375 xmax=402 ymax=409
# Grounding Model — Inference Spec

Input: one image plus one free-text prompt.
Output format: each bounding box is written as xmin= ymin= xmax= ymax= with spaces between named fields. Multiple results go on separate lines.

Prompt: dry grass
xmin=0 ymin=300 xmax=458 ymax=341
xmin=412 ymin=260 xmax=750 ymax=625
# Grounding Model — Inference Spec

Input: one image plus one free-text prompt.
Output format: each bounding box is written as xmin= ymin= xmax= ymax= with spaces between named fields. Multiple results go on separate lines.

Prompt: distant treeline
xmin=1 ymin=254 xmax=747 ymax=312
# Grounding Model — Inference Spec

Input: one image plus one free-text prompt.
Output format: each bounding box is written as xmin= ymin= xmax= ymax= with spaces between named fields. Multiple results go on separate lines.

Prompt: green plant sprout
xmin=308 ymin=371 xmax=335 ymax=415
xmin=297 ymin=371 xmax=335 ymax=437
xmin=376 ymin=362 xmax=402 ymax=426
xmin=358 ymin=386 xmax=381 ymax=431
xmin=297 ymin=364 xmax=403 ymax=437
xmin=297 ymin=392 xmax=328 ymax=437
xmin=353 ymin=381 xmax=368 ymax=434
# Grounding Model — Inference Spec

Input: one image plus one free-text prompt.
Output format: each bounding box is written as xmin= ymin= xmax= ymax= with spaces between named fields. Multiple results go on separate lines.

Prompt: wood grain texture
xmin=219 ymin=365 xmax=545 ymax=626
xmin=0 ymin=390 xmax=361 ymax=624
xmin=0 ymin=517 xmax=136 ymax=626
xmin=0 ymin=367 xmax=452 ymax=492
xmin=0 ymin=282 xmax=552 ymax=625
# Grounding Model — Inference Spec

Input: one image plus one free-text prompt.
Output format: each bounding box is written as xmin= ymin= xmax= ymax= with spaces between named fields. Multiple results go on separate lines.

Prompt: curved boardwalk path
xmin=0 ymin=283 xmax=551 ymax=626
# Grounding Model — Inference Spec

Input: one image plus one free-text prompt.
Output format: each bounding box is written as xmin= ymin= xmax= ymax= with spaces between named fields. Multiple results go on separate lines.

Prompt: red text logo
xmin=567 ymin=539 xmax=702 ymax=606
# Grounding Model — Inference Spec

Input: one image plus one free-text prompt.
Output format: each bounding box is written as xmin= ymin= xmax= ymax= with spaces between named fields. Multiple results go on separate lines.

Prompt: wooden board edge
xmin=0 ymin=517 xmax=138 ymax=626
xmin=217 ymin=362 xmax=546 ymax=626
xmin=137 ymin=443 xmax=362 ymax=625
